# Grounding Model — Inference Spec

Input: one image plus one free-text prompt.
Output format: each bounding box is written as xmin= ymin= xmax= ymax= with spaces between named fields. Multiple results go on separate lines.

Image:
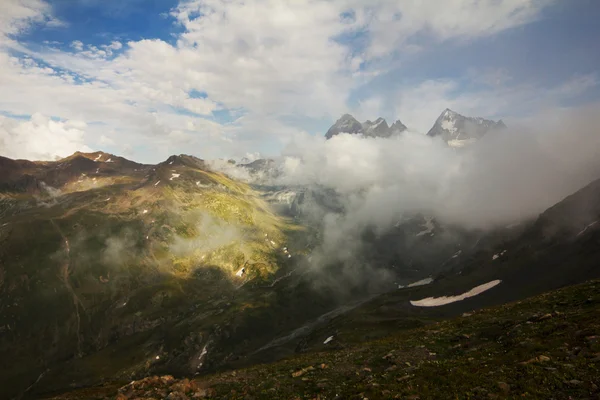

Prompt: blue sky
xmin=0 ymin=0 xmax=599 ymax=162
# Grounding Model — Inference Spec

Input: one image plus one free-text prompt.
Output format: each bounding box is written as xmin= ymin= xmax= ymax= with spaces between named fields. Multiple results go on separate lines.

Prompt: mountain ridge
xmin=2 ymin=150 xmax=600 ymax=400
xmin=427 ymin=108 xmax=506 ymax=147
xmin=324 ymin=109 xmax=505 ymax=147
xmin=325 ymin=114 xmax=407 ymax=139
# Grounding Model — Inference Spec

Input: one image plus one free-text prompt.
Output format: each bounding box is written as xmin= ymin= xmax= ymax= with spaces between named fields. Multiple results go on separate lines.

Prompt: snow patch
xmin=410 ymin=280 xmax=502 ymax=307
xmin=236 ymin=267 xmax=246 ymax=277
xmin=323 ymin=336 xmax=334 ymax=344
xmin=448 ymin=138 xmax=478 ymax=148
xmin=416 ymin=217 xmax=435 ymax=237
xmin=408 ymin=277 xmax=433 ymax=287
xmin=154 ymin=180 xmax=161 ymax=186
xmin=197 ymin=344 xmax=209 ymax=369
xmin=441 ymin=119 xmax=457 ymax=134
xmin=492 ymin=250 xmax=507 ymax=260
xmin=142 ymin=209 xmax=148 ymax=214
xmin=577 ymin=221 xmax=598 ymax=237
xmin=93 ymin=154 xmax=102 ymax=162
xmin=452 ymin=250 xmax=462 ymax=259
xmin=169 ymin=173 xmax=180 ymax=181
xmin=105 ymin=158 xmax=113 ymax=163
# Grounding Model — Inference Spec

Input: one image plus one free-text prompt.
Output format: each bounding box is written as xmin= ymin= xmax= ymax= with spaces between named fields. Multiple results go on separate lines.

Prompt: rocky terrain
xmin=426 ymin=109 xmax=506 ymax=148
xmin=1 ymin=148 xmax=600 ymax=400
xmin=324 ymin=108 xmax=504 ymax=146
xmin=325 ymin=114 xmax=407 ymax=139
xmin=43 ymin=280 xmax=600 ymax=399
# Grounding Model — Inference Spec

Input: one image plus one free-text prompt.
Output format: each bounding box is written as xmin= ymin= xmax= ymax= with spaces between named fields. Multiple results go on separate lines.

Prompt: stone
xmin=167 ymin=391 xmax=189 ymax=400
xmin=292 ymin=366 xmax=315 ymax=378
xmin=497 ymin=382 xmax=510 ymax=394
xmin=192 ymin=388 xmax=216 ymax=398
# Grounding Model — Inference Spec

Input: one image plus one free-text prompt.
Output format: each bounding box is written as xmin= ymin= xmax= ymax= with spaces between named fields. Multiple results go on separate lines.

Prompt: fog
xmin=274 ymin=106 xmax=600 ymax=229
xmin=210 ymin=105 xmax=600 ymax=287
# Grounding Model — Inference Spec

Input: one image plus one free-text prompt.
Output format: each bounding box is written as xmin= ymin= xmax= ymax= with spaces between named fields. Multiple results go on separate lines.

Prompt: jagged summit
xmin=162 ymin=154 xmax=207 ymax=169
xmin=325 ymin=114 xmax=364 ymax=139
xmin=325 ymin=114 xmax=407 ymax=139
xmin=427 ymin=109 xmax=506 ymax=148
xmin=60 ymin=151 xmax=145 ymax=168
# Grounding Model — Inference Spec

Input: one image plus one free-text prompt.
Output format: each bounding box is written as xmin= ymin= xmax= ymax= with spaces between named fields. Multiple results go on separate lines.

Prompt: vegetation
xmin=0 ymin=154 xmax=306 ymax=399
xmin=44 ymin=280 xmax=600 ymax=399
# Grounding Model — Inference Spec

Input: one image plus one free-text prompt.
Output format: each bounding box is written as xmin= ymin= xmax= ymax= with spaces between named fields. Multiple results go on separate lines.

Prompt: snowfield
xmin=410 ymin=280 xmax=502 ymax=307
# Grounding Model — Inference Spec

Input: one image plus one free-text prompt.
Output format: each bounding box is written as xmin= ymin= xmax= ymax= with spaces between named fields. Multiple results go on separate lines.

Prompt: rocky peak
xmin=325 ymin=114 xmax=363 ymax=139
xmin=427 ymin=109 xmax=506 ymax=148
xmin=390 ymin=119 xmax=408 ymax=134
xmin=325 ymin=115 xmax=407 ymax=139
xmin=362 ymin=117 xmax=390 ymax=137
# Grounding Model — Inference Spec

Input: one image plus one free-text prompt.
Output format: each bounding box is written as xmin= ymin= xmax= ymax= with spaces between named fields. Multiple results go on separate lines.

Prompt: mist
xmin=276 ymin=107 xmax=600 ymax=228
xmin=209 ymin=106 xmax=600 ymax=288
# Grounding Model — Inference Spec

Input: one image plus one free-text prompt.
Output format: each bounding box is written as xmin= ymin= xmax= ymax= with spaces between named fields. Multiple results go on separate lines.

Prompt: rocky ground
xmin=44 ymin=280 xmax=600 ymax=400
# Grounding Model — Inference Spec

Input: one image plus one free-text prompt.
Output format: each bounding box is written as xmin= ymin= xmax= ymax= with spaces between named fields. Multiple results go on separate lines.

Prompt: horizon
xmin=0 ymin=1 xmax=599 ymax=163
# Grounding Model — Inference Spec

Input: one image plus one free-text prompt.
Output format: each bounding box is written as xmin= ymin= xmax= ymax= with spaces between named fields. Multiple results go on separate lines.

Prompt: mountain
xmin=427 ymin=108 xmax=506 ymax=147
xmin=49 ymin=279 xmax=600 ymax=399
xmin=266 ymin=175 xmax=600 ymax=357
xmin=3 ymin=151 xmax=600 ymax=399
xmin=325 ymin=114 xmax=407 ymax=139
xmin=0 ymin=151 xmax=145 ymax=195
xmin=0 ymin=151 xmax=317 ymax=399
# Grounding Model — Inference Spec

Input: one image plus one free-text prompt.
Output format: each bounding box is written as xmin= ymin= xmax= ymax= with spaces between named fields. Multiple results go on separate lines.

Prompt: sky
xmin=0 ymin=0 xmax=599 ymax=163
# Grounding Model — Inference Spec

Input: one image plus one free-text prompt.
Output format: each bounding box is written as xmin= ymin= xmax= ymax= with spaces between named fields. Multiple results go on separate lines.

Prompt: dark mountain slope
xmin=44 ymin=279 xmax=600 ymax=400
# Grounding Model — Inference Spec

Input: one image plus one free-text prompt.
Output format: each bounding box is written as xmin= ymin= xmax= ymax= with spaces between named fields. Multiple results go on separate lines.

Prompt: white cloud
xmin=255 ymin=102 xmax=600 ymax=278
xmin=351 ymin=0 xmax=552 ymax=58
xmin=99 ymin=134 xmax=115 ymax=146
xmin=394 ymin=73 xmax=600 ymax=133
xmin=70 ymin=40 xmax=84 ymax=51
xmin=0 ymin=0 xmax=57 ymax=38
xmin=0 ymin=0 xmax=572 ymax=162
xmin=0 ymin=113 xmax=92 ymax=160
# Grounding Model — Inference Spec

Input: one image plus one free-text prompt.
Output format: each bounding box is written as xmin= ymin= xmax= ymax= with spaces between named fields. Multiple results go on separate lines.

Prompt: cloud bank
xmin=0 ymin=113 xmax=91 ymax=160
xmin=274 ymin=105 xmax=600 ymax=231
xmin=205 ymin=104 xmax=600 ymax=291
xmin=2 ymin=0 xmax=594 ymax=162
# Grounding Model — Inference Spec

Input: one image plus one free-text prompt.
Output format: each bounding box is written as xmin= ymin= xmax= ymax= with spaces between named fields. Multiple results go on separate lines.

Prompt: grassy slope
xmin=46 ymin=279 xmax=600 ymax=399
xmin=0 ymin=157 xmax=305 ymax=399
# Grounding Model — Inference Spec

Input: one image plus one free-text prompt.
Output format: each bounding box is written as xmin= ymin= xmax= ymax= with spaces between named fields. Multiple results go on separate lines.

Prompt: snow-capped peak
xmin=427 ymin=108 xmax=506 ymax=147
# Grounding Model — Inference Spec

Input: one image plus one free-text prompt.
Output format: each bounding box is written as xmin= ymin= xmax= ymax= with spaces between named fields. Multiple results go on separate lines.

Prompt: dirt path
xmin=50 ymin=219 xmax=86 ymax=357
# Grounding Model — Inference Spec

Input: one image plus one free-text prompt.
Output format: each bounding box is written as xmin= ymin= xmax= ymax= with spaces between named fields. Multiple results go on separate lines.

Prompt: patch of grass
xmin=48 ymin=280 xmax=600 ymax=399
